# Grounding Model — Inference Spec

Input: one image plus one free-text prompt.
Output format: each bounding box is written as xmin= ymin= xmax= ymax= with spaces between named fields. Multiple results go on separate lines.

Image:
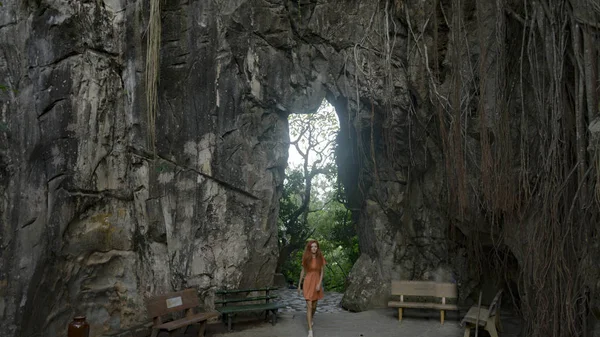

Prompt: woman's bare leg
xmin=311 ymin=300 xmax=318 ymax=323
xmin=306 ymin=300 xmax=313 ymax=331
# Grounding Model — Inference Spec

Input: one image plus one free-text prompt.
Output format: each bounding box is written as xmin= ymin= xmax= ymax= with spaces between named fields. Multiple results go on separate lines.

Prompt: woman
xmin=297 ymin=240 xmax=326 ymax=337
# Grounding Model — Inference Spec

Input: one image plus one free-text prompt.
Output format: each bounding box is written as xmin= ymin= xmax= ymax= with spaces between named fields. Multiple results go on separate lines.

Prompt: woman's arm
xmin=316 ymin=265 xmax=324 ymax=291
xmin=297 ymin=267 xmax=305 ymax=294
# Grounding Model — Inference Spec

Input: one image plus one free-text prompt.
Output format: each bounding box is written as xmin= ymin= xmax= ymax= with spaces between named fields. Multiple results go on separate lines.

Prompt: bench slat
xmin=154 ymin=311 xmax=219 ymax=331
xmin=217 ymin=302 xmax=284 ymax=314
xmin=461 ymin=307 xmax=490 ymax=326
xmin=391 ymin=281 xmax=457 ymax=298
xmin=215 ymin=295 xmax=278 ymax=305
xmin=388 ymin=301 xmax=458 ymax=310
xmin=216 ymin=287 xmax=278 ymax=295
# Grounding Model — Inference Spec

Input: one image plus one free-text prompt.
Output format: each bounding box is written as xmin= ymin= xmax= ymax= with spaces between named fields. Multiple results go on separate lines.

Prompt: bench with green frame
xmin=215 ymin=287 xmax=284 ymax=332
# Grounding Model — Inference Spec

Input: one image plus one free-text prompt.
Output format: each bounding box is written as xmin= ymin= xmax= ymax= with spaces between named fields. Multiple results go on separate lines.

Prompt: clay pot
xmin=68 ymin=316 xmax=90 ymax=337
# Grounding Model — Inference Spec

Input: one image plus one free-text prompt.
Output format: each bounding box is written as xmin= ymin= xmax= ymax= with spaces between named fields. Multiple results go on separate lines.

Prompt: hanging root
xmin=145 ymin=0 xmax=161 ymax=158
xmin=408 ymin=0 xmax=600 ymax=336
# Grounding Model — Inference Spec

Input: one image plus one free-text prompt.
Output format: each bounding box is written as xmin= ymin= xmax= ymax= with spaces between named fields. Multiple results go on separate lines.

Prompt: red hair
xmin=302 ymin=240 xmax=324 ymax=269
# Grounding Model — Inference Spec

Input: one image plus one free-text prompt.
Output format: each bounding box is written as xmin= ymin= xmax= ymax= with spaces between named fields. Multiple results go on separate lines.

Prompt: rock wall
xmin=1 ymin=0 xmax=599 ymax=336
xmin=0 ymin=1 xmax=435 ymax=333
xmin=0 ymin=0 xmax=292 ymax=335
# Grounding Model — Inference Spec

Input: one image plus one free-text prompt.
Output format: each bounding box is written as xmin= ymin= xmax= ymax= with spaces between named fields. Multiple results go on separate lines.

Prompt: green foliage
xmin=308 ymin=198 xmax=358 ymax=291
xmin=281 ymin=250 xmax=303 ymax=287
xmin=279 ymin=170 xmax=304 ymax=220
xmin=320 ymin=208 xmax=360 ymax=264
xmin=280 ymin=199 xmax=358 ymax=291
xmin=278 ymin=169 xmax=312 ymax=246
xmin=279 ymin=101 xmax=359 ymax=292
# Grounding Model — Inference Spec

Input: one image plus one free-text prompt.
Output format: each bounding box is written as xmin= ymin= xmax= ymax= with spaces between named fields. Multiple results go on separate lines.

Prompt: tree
xmin=277 ymin=102 xmax=338 ymax=274
xmin=278 ymin=101 xmax=360 ymax=291
xmin=308 ymin=197 xmax=358 ymax=290
xmin=276 ymin=169 xmax=314 ymax=274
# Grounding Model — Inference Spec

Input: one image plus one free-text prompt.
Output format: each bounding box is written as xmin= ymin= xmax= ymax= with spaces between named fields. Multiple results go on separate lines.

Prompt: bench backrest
xmin=215 ymin=287 xmax=278 ymax=295
xmin=146 ymin=288 xmax=199 ymax=319
xmin=391 ymin=280 xmax=457 ymax=298
xmin=488 ymin=289 xmax=503 ymax=316
xmin=215 ymin=287 xmax=278 ymax=307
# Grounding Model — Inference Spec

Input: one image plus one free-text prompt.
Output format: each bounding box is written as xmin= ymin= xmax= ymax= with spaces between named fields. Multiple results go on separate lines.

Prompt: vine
xmin=408 ymin=1 xmax=600 ymax=336
xmin=146 ymin=0 xmax=161 ymax=160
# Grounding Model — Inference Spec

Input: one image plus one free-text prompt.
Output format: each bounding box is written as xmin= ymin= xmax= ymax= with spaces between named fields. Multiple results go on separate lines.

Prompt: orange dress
xmin=303 ymin=256 xmax=326 ymax=301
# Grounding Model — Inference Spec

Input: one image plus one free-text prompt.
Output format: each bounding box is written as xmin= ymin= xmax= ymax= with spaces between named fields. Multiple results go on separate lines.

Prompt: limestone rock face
xmin=0 ymin=0 xmax=289 ymax=335
xmin=0 ymin=1 xmax=443 ymax=333
xmin=1 ymin=0 xmax=599 ymax=336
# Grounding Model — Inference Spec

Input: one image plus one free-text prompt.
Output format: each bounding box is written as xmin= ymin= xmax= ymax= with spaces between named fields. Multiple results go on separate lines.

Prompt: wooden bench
xmin=387 ymin=280 xmax=459 ymax=324
xmin=146 ymin=288 xmax=219 ymax=337
xmin=215 ymin=287 xmax=284 ymax=332
xmin=461 ymin=290 xmax=503 ymax=337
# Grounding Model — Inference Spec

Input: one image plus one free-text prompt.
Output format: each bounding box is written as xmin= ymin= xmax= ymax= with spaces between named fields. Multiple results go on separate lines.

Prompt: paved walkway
xmin=204 ymin=289 xmax=521 ymax=337
xmin=209 ymin=310 xmax=458 ymax=337
xmin=208 ymin=309 xmax=520 ymax=337
xmin=273 ymin=289 xmax=344 ymax=314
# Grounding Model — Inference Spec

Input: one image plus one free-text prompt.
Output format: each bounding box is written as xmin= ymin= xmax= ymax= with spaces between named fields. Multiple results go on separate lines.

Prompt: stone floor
xmin=206 ymin=309 xmax=521 ymax=337
xmin=202 ymin=289 xmax=522 ymax=337
xmin=273 ymin=289 xmax=344 ymax=314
